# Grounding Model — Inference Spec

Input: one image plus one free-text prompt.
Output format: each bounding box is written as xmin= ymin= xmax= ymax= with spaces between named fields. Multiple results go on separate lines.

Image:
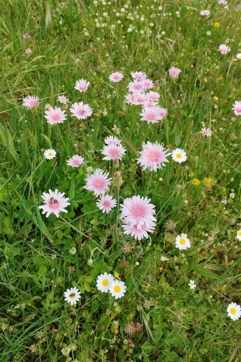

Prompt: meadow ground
xmin=0 ymin=0 xmax=241 ymax=361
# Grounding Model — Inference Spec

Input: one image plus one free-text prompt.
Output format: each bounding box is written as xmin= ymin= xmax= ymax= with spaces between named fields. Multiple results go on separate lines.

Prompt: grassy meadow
xmin=1 ymin=0 xmax=241 ymax=361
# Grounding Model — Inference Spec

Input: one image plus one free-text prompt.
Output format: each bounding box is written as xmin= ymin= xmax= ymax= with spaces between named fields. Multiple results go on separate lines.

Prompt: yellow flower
xmin=212 ymin=96 xmax=219 ymax=102
xmin=214 ymin=22 xmax=220 ymax=28
xmin=114 ymin=271 xmax=120 ymax=278
xmin=192 ymin=178 xmax=200 ymax=186
xmin=203 ymin=177 xmax=213 ymax=186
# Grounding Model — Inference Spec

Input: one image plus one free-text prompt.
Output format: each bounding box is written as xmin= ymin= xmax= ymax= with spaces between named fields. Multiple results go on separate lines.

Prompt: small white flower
xmin=175 ymin=233 xmax=191 ymax=250
xmin=236 ymin=229 xmax=241 ymax=240
xmin=236 ymin=53 xmax=241 ymax=59
xmin=43 ymin=148 xmax=56 ymax=160
xmin=109 ymin=279 xmax=126 ymax=299
xmin=171 ymin=148 xmax=187 ymax=163
xmin=64 ymin=287 xmax=81 ymax=306
xmin=96 ymin=273 xmax=114 ymax=293
xmin=227 ymin=302 xmax=241 ymax=321
xmin=188 ymin=280 xmax=196 ymax=289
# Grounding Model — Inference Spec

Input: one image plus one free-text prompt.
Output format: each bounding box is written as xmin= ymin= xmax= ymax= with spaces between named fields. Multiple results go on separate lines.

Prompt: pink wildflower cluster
xmin=124 ymin=71 xmax=168 ymax=124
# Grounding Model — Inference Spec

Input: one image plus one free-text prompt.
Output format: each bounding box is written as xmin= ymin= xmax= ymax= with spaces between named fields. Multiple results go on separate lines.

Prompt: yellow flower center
xmin=48 ymin=152 xmax=53 ymax=156
xmin=230 ymin=308 xmax=236 ymax=315
xmin=179 ymin=238 xmax=186 ymax=245
xmin=176 ymin=153 xmax=182 ymax=159
xmin=114 ymin=285 xmax=121 ymax=293
xmin=102 ymin=279 xmax=109 ymax=287
xmin=69 ymin=293 xmax=76 ymax=299
xmin=237 ymin=231 xmax=241 ymax=236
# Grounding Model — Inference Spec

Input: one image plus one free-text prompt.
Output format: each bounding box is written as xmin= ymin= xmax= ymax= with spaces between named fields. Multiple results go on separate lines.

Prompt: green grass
xmin=1 ymin=0 xmax=241 ymax=361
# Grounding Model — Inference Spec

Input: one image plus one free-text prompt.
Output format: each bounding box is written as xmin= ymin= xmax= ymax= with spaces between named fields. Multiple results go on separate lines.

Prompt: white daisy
xmin=171 ymin=148 xmax=187 ymax=163
xmin=64 ymin=287 xmax=81 ymax=306
xmin=96 ymin=273 xmax=114 ymax=293
xmin=227 ymin=302 xmax=241 ymax=321
xmin=188 ymin=280 xmax=196 ymax=289
xmin=175 ymin=233 xmax=191 ymax=250
xmin=236 ymin=229 xmax=241 ymax=241
xmin=44 ymin=148 xmax=56 ymax=160
xmin=109 ymin=279 xmax=126 ymax=299
xmin=236 ymin=53 xmax=241 ymax=60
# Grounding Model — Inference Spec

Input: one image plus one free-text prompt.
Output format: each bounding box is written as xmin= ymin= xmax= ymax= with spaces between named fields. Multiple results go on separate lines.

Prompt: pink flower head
xmin=84 ymin=169 xmax=111 ymax=197
xmin=96 ymin=195 xmax=117 ymax=213
xmin=233 ymin=101 xmax=241 ymax=116
xmin=128 ymin=81 xmax=145 ymax=93
xmin=23 ymin=33 xmax=31 ymax=39
xmin=131 ymin=71 xmax=147 ymax=81
xmin=58 ymin=95 xmax=69 ymax=104
xmin=200 ymin=9 xmax=210 ymax=16
xmin=142 ymin=79 xmax=154 ymax=90
xmin=146 ymin=91 xmax=160 ymax=102
xmin=221 ymin=199 xmax=228 ymax=204
xmin=137 ymin=142 xmax=169 ymax=172
xmin=120 ymin=195 xmax=156 ymax=240
xmin=66 ymin=154 xmax=84 ymax=168
xmin=109 ymin=72 xmax=123 ymax=82
xmin=201 ymin=127 xmax=212 ymax=137
xmin=102 ymin=143 xmax=126 ymax=162
xmin=22 ymin=95 xmax=39 ymax=109
xmin=158 ymin=107 xmax=168 ymax=119
xmin=70 ymin=102 xmax=93 ymax=120
xmin=44 ymin=107 xmax=66 ymax=125
xmin=219 ymin=44 xmax=231 ymax=55
xmin=125 ymin=93 xmax=139 ymax=105
xmin=140 ymin=106 xmax=164 ymax=124
xmin=39 ymin=189 xmax=70 ymax=218
xmin=104 ymin=136 xmax=121 ymax=146
xmin=218 ymin=0 xmax=227 ymax=4
xmin=75 ymin=79 xmax=90 ymax=92
xmin=168 ymin=66 xmax=181 ymax=79
xmin=134 ymin=93 xmax=146 ymax=105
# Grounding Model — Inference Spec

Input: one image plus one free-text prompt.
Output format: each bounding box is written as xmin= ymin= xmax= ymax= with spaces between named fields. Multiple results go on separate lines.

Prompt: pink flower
xmin=75 ymin=79 xmax=90 ymax=92
xmin=23 ymin=33 xmax=31 ymax=39
xmin=44 ymin=107 xmax=66 ymax=125
xmin=109 ymin=72 xmax=123 ymax=82
xmin=125 ymin=93 xmax=139 ymax=105
xmin=135 ymin=93 xmax=147 ymax=105
xmin=22 ymin=95 xmax=39 ymax=109
xmin=142 ymin=79 xmax=154 ymax=90
xmin=128 ymin=81 xmax=145 ymax=93
xmin=58 ymin=95 xmax=69 ymax=104
xmin=200 ymin=9 xmax=210 ymax=16
xmin=233 ymin=101 xmax=241 ymax=116
xmin=140 ymin=106 xmax=165 ymax=124
xmin=120 ymin=195 xmax=156 ymax=240
xmin=146 ymin=91 xmax=160 ymax=102
xmin=158 ymin=107 xmax=168 ymax=119
xmin=39 ymin=189 xmax=70 ymax=218
xmin=221 ymin=199 xmax=228 ymax=204
xmin=84 ymin=169 xmax=111 ymax=197
xmin=102 ymin=143 xmax=126 ymax=161
xmin=137 ymin=142 xmax=169 ymax=172
xmin=70 ymin=102 xmax=93 ymax=120
xmin=219 ymin=44 xmax=231 ymax=55
xmin=104 ymin=136 xmax=121 ymax=146
xmin=168 ymin=66 xmax=181 ymax=79
xmin=131 ymin=71 xmax=147 ymax=81
xmin=66 ymin=155 xmax=84 ymax=168
xmin=96 ymin=195 xmax=117 ymax=213
xmin=201 ymin=128 xmax=212 ymax=136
